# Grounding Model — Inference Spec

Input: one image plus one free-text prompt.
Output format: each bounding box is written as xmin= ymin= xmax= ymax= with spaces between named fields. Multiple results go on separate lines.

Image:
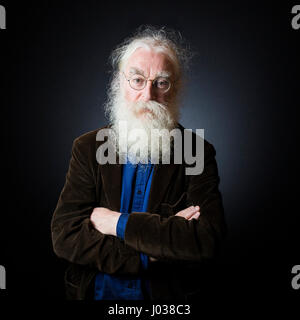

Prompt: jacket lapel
xmin=147 ymin=163 xmax=178 ymax=212
xmin=99 ymin=162 xmax=122 ymax=211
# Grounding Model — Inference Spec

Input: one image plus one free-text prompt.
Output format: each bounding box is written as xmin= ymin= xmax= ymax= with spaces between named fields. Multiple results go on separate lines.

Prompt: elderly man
xmin=51 ymin=26 xmax=226 ymax=300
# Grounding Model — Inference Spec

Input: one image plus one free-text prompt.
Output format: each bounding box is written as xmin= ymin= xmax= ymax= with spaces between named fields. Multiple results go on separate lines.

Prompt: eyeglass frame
xmin=122 ymin=71 xmax=173 ymax=93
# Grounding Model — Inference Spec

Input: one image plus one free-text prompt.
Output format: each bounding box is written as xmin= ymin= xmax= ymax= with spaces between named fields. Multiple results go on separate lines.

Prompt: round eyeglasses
xmin=123 ymin=72 xmax=172 ymax=93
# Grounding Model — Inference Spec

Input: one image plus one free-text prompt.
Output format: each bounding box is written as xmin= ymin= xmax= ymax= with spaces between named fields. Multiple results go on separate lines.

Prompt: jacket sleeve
xmin=51 ymin=136 xmax=144 ymax=275
xmin=123 ymin=142 xmax=227 ymax=262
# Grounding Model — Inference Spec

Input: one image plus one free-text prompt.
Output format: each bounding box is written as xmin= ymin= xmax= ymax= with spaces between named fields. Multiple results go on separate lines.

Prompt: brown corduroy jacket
xmin=51 ymin=123 xmax=227 ymax=300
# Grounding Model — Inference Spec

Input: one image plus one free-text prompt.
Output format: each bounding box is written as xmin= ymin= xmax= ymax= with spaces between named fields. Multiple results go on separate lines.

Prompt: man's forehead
xmin=125 ymin=48 xmax=174 ymax=76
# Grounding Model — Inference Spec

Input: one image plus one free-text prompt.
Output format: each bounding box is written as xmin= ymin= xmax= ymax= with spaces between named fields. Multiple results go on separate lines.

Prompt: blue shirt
xmin=94 ymin=161 xmax=154 ymax=300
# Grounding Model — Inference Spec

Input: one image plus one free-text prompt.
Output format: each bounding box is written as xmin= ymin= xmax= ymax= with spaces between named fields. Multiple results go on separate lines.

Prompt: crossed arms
xmin=51 ymin=133 xmax=226 ymax=275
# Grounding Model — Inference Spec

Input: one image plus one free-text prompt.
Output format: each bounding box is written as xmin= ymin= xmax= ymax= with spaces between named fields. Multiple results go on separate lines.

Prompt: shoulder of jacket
xmin=176 ymin=122 xmax=216 ymax=155
xmin=73 ymin=125 xmax=111 ymax=147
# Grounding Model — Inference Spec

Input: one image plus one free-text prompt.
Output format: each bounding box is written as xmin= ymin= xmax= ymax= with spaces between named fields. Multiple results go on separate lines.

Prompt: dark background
xmin=1 ymin=0 xmax=299 ymax=308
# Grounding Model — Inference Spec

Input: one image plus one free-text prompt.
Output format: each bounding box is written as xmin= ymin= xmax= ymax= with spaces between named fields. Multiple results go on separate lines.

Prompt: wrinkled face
xmin=109 ymin=47 xmax=179 ymax=163
xmin=121 ymin=47 xmax=176 ymax=116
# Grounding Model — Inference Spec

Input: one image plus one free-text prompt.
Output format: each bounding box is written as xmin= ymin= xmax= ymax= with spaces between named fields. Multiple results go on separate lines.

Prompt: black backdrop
xmin=1 ymin=0 xmax=299 ymax=310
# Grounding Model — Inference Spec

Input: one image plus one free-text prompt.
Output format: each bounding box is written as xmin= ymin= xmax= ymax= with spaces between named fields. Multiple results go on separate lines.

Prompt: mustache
xmin=129 ymin=100 xmax=168 ymax=115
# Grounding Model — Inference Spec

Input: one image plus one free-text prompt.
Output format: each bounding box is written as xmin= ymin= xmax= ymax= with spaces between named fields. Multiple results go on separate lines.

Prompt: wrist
xmin=112 ymin=211 xmax=121 ymax=236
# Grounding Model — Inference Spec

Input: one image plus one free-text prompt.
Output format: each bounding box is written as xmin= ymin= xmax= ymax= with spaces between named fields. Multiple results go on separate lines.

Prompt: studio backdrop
xmin=0 ymin=0 xmax=299 ymax=304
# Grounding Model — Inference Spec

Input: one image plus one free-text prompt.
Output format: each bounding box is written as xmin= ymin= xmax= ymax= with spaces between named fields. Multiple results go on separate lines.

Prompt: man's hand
xmin=90 ymin=207 xmax=121 ymax=236
xmin=175 ymin=205 xmax=200 ymax=220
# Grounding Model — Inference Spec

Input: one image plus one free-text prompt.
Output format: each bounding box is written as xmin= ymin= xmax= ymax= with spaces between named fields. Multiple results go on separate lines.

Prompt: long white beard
xmin=107 ymin=91 xmax=179 ymax=164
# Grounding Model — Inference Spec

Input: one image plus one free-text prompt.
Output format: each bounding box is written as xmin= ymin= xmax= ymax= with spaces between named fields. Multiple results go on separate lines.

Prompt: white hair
xmin=110 ymin=25 xmax=192 ymax=83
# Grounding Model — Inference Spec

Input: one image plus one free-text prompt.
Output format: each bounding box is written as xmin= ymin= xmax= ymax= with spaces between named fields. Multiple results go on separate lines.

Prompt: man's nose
xmin=141 ymin=81 xmax=155 ymax=101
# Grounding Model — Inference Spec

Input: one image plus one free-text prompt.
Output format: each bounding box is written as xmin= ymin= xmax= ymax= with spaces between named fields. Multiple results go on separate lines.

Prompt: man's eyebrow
xmin=156 ymin=71 xmax=172 ymax=78
xmin=128 ymin=68 xmax=172 ymax=78
xmin=129 ymin=67 xmax=145 ymax=76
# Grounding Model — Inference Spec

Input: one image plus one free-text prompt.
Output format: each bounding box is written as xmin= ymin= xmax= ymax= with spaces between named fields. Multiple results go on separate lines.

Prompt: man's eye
xmin=159 ymin=81 xmax=167 ymax=86
xmin=131 ymin=77 xmax=145 ymax=87
xmin=156 ymin=79 xmax=169 ymax=88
